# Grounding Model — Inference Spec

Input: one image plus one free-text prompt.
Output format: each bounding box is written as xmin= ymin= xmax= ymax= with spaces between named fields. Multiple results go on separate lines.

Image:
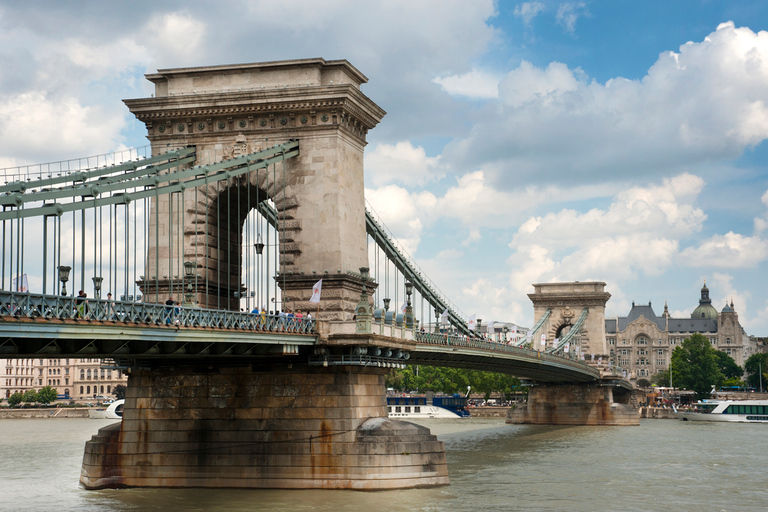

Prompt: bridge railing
xmin=0 ymin=292 xmax=316 ymax=334
xmin=415 ymin=331 xmax=599 ymax=373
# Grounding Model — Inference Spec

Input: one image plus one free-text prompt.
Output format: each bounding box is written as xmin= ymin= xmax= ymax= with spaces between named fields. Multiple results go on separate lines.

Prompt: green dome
xmin=691 ymin=281 xmax=717 ymax=319
xmin=691 ymin=303 xmax=718 ymax=319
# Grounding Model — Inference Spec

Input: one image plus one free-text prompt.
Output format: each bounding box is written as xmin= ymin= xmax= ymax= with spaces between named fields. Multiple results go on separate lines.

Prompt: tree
xmin=21 ymin=389 xmax=38 ymax=404
xmin=671 ymin=333 xmax=722 ymax=401
xmin=113 ymin=384 xmax=127 ymax=400
xmin=713 ymin=350 xmax=743 ymax=384
xmin=745 ymin=353 xmax=768 ymax=391
xmin=651 ymin=369 xmax=670 ymax=387
xmin=385 ymin=365 xmax=524 ymax=399
xmin=7 ymin=392 xmax=22 ymax=407
xmin=36 ymin=386 xmax=58 ymax=405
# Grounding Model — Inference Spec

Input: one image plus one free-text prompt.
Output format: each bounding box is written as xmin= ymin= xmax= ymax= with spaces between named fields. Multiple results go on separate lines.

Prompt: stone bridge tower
xmin=124 ymin=59 xmax=385 ymax=318
xmin=528 ymin=281 xmax=611 ymax=356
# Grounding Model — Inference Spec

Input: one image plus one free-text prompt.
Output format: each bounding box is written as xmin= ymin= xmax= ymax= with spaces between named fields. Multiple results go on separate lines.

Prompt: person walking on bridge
xmin=76 ymin=290 xmax=88 ymax=318
xmin=165 ymin=296 xmax=177 ymax=325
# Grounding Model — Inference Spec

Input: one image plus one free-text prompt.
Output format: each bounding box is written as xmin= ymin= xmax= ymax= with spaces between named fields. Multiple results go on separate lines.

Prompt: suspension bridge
xmin=0 ymin=58 xmax=636 ymax=491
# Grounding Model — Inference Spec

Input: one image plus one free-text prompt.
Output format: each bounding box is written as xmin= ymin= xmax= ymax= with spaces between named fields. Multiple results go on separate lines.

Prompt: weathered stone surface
xmin=129 ymin=59 xmax=385 ymax=319
xmin=506 ymin=383 xmax=639 ymax=426
xmin=80 ymin=364 xmax=448 ymax=490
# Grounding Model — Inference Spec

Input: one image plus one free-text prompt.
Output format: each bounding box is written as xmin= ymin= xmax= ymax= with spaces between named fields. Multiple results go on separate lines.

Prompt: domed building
xmin=690 ymin=282 xmax=718 ymax=320
xmin=604 ymin=282 xmax=759 ymax=385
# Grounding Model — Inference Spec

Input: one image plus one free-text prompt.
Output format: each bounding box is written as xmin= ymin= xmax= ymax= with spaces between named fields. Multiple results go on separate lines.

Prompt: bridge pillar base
xmin=80 ymin=364 xmax=448 ymax=490
xmin=506 ymin=383 xmax=639 ymax=426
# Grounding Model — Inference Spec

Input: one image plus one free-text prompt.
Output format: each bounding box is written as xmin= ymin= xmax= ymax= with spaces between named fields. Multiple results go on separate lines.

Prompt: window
xmin=86 ymin=386 xmax=90 ymax=394
xmin=80 ymin=386 xmax=84 ymax=394
xmin=80 ymin=370 xmax=85 ymax=380
xmin=395 ymin=406 xmax=401 ymax=413
xmin=405 ymin=406 xmax=411 ymax=413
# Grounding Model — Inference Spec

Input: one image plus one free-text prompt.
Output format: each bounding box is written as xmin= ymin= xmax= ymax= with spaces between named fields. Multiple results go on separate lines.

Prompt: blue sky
xmin=0 ymin=1 xmax=766 ymax=335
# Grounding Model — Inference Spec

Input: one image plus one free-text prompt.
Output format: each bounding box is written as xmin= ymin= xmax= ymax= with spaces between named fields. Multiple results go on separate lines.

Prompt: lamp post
xmin=58 ymin=265 xmax=71 ymax=296
xmin=92 ymin=276 xmax=103 ymax=299
xmin=383 ymin=298 xmax=390 ymax=312
xmin=254 ymin=238 xmax=264 ymax=310
xmin=404 ymin=281 xmax=414 ymax=329
xmin=183 ymin=261 xmax=195 ymax=305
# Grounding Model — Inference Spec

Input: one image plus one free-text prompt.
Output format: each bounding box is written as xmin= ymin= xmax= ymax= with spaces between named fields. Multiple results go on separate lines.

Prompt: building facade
xmin=605 ymin=283 xmax=759 ymax=384
xmin=1 ymin=358 xmax=127 ymax=401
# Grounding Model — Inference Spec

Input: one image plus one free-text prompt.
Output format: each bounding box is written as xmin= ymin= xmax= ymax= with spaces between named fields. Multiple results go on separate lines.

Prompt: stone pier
xmin=81 ymin=363 xmax=448 ymax=490
xmin=506 ymin=382 xmax=639 ymax=426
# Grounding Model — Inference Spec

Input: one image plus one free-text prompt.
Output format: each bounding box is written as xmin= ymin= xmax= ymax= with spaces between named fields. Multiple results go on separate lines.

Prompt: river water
xmin=0 ymin=417 xmax=765 ymax=512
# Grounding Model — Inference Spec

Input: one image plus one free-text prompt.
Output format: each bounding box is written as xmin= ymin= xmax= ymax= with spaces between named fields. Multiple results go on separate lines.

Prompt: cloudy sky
xmin=1 ymin=1 xmax=767 ymax=334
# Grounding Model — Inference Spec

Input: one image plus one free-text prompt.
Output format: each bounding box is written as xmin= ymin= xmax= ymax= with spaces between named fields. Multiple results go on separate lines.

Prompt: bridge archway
xmin=529 ymin=282 xmax=611 ymax=356
xmin=126 ymin=59 xmax=386 ymax=319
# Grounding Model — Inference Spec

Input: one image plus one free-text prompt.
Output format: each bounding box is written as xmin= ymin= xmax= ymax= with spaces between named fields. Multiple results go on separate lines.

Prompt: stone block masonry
xmin=80 ymin=364 xmax=448 ymax=490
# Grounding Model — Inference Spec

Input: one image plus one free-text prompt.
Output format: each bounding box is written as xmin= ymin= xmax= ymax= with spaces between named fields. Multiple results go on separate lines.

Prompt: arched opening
xmin=555 ymin=324 xmax=572 ymax=339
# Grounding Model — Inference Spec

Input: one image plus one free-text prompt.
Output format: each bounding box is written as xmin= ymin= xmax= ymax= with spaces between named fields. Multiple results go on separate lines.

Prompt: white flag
xmin=400 ymin=301 xmax=407 ymax=314
xmin=440 ymin=308 xmax=449 ymax=324
xmin=598 ymin=357 xmax=603 ymax=366
xmin=468 ymin=314 xmax=477 ymax=331
xmin=309 ymin=279 xmax=322 ymax=304
xmin=540 ymin=334 xmax=546 ymax=349
xmin=525 ymin=330 xmax=531 ymax=341
xmin=591 ymin=353 xmax=595 ymax=362
xmin=553 ymin=337 xmax=560 ymax=349
xmin=13 ymin=274 xmax=28 ymax=292
xmin=487 ymin=321 xmax=495 ymax=335
xmin=564 ymin=342 xmax=570 ymax=353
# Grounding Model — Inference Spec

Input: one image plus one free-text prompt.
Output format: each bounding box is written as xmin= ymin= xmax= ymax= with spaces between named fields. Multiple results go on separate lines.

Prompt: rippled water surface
xmin=1 ymin=417 xmax=765 ymax=512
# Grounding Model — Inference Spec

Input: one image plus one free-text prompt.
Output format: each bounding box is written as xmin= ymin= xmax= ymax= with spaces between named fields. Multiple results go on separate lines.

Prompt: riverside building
xmin=605 ymin=282 xmax=759 ymax=386
xmin=1 ymin=358 xmax=127 ymax=401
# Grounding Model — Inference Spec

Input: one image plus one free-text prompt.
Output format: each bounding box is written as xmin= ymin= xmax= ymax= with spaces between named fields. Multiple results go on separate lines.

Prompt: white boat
xmin=88 ymin=399 xmax=124 ymax=419
xmin=388 ymin=404 xmax=462 ymax=419
xmin=673 ymin=400 xmax=768 ymax=422
xmin=387 ymin=396 xmax=469 ymax=419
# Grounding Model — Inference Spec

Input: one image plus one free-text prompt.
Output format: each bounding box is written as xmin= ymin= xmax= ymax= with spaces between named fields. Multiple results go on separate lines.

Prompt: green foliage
xmin=721 ymin=377 xmax=745 ymax=388
xmin=385 ymin=365 xmax=524 ymax=399
xmin=113 ymin=384 xmax=126 ymax=400
xmin=21 ymin=389 xmax=38 ymax=403
xmin=712 ymin=350 xmax=743 ymax=382
xmin=651 ymin=369 xmax=670 ymax=387
xmin=745 ymin=353 xmax=768 ymax=390
xmin=7 ymin=392 xmax=22 ymax=407
xmin=671 ymin=333 xmax=723 ymax=400
xmin=36 ymin=386 xmax=58 ymax=405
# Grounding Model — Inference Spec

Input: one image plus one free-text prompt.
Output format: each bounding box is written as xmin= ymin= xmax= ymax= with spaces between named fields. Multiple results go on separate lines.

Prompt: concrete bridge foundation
xmin=80 ymin=364 xmax=448 ymax=490
xmin=506 ymin=382 xmax=639 ymax=426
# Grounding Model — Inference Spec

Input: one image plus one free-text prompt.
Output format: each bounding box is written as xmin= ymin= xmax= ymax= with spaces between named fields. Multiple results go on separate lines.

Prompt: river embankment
xmin=469 ymin=406 xmax=512 ymax=418
xmin=0 ymin=408 xmax=91 ymax=418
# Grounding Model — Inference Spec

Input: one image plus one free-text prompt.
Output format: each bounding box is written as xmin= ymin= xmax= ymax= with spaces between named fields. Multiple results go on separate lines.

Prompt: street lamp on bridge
xmin=404 ymin=281 xmax=414 ymax=329
xmin=58 ymin=265 xmax=71 ymax=296
xmin=92 ymin=276 xmax=103 ymax=299
xmin=183 ymin=261 xmax=195 ymax=305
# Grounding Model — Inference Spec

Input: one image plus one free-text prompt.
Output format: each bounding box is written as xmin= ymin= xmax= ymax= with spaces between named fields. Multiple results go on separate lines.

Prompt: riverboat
xmin=88 ymin=399 xmax=124 ymax=419
xmin=387 ymin=395 xmax=470 ymax=419
xmin=673 ymin=400 xmax=768 ymax=422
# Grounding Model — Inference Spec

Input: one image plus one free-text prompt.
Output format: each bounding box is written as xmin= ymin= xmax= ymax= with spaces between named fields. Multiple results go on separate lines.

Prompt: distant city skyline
xmin=0 ymin=1 xmax=766 ymax=334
